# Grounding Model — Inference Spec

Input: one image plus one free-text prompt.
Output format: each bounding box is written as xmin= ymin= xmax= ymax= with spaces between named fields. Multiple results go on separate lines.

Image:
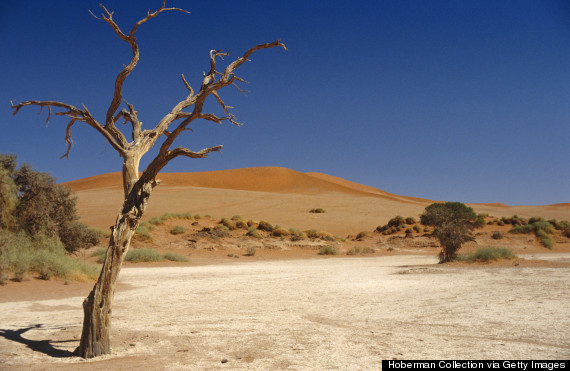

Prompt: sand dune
xmin=63 ymin=167 xmax=569 ymax=235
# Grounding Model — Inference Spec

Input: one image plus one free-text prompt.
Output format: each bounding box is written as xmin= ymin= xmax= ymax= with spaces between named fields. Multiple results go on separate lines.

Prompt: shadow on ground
xmin=0 ymin=324 xmax=75 ymax=358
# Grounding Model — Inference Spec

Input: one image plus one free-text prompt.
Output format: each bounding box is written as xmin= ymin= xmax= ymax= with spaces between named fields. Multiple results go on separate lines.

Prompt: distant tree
xmin=11 ymin=2 xmax=285 ymax=358
xmin=420 ymin=202 xmax=480 ymax=263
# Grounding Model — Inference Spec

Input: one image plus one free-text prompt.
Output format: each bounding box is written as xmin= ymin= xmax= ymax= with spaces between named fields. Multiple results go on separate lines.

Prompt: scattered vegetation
xmin=508 ymin=219 xmax=555 ymax=249
xmin=455 ymin=247 xmax=516 ymax=262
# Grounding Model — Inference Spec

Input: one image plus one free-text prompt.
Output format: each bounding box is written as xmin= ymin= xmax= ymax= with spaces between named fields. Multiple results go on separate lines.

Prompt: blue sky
xmin=1 ymin=0 xmax=569 ymax=206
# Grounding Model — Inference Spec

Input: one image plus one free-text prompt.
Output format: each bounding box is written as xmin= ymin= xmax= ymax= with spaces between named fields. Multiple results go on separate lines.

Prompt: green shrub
xmin=257 ymin=220 xmax=274 ymax=232
xmin=219 ymin=218 xmax=237 ymax=230
xmin=346 ymin=246 xmax=360 ymax=255
xmin=289 ymin=228 xmax=307 ymax=241
xmin=388 ymin=216 xmax=406 ymax=228
xmin=134 ymin=223 xmax=154 ymax=242
xmin=309 ymin=208 xmax=326 ymax=213
xmin=235 ymin=220 xmax=248 ymax=229
xmin=170 ymin=225 xmax=186 ymax=235
xmin=245 ymin=246 xmax=256 ymax=256
xmin=491 ymin=231 xmax=503 ymax=240
xmin=0 ymin=230 xmax=100 ymax=281
xmin=533 ymin=221 xmax=554 ymax=234
xmin=412 ymin=224 xmax=422 ymax=233
xmin=211 ymin=224 xmax=230 ymax=238
xmin=318 ymin=245 xmax=338 ymax=255
xmin=405 ymin=217 xmax=416 ymax=225
xmin=355 ymin=231 xmax=368 ymax=240
xmin=405 ymin=228 xmax=413 ymax=234
xmin=317 ymin=231 xmax=335 ymax=241
xmin=163 ymin=252 xmax=189 ymax=262
xmin=305 ymin=229 xmax=319 ymax=239
xmin=246 ymin=228 xmax=262 ymax=239
xmin=231 ymin=215 xmax=242 ymax=221
xmin=124 ymin=248 xmax=164 ymax=263
xmin=456 ymin=247 xmax=515 ymax=262
xmin=272 ymin=227 xmax=290 ymax=237
xmin=509 ymin=224 xmax=534 ymax=234
xmin=536 ymin=229 xmax=553 ymax=249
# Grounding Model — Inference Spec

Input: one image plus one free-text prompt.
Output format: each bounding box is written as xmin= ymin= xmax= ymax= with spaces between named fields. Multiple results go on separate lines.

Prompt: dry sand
xmin=63 ymin=167 xmax=570 ymax=236
xmin=1 ymin=255 xmax=569 ymax=370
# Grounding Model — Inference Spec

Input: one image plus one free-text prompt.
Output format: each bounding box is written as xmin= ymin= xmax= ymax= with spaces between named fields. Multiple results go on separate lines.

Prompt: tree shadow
xmin=0 ymin=324 xmax=75 ymax=358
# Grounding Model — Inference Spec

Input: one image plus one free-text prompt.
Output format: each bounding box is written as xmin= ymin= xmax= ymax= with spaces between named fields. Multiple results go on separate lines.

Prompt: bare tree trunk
xmin=74 ymin=165 xmax=155 ymax=358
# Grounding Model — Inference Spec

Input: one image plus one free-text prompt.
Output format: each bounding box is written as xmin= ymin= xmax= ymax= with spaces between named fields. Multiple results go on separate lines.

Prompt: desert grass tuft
xmin=163 ymin=252 xmax=189 ymax=262
xmin=455 ymin=247 xmax=516 ymax=262
xmin=170 ymin=225 xmax=186 ymax=235
xmin=318 ymin=245 xmax=338 ymax=255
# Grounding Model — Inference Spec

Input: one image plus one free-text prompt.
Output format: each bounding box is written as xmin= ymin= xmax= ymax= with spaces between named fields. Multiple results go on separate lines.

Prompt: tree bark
xmin=74 ymin=173 xmax=156 ymax=358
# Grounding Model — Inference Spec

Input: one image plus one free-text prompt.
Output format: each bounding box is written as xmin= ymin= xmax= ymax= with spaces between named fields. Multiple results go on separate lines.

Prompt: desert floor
xmin=1 ymin=253 xmax=569 ymax=370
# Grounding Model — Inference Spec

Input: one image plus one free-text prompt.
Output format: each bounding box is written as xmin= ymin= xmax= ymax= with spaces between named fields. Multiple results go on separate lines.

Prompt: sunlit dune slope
xmin=64 ymin=167 xmax=569 ymax=236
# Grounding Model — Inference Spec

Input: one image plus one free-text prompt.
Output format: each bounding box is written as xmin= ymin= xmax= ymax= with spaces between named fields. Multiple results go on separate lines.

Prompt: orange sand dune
xmin=64 ymin=167 xmax=570 ymax=236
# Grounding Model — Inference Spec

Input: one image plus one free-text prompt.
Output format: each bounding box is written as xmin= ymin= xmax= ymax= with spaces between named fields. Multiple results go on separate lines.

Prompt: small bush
xmin=355 ymin=231 xmax=368 ymax=240
xmin=124 ymin=248 xmax=164 ymax=263
xmin=231 ymin=215 xmax=242 ymax=221
xmin=289 ymin=228 xmax=307 ymax=241
xmin=134 ymin=223 xmax=154 ymax=242
xmin=257 ymin=220 xmax=274 ymax=232
xmin=455 ymin=247 xmax=515 ymax=262
xmin=318 ymin=245 xmax=338 ymax=255
xmin=170 ymin=225 xmax=186 ymax=235
xmin=163 ymin=252 xmax=189 ymax=262
xmin=317 ymin=231 xmax=335 ymax=241
xmin=412 ymin=224 xmax=422 ymax=233
xmin=272 ymin=227 xmax=290 ymax=237
xmin=509 ymin=224 xmax=534 ymax=234
xmin=533 ymin=221 xmax=554 ymax=234
xmin=405 ymin=228 xmax=413 ymax=235
xmin=309 ymin=208 xmax=326 ymax=213
xmin=211 ymin=224 xmax=230 ymax=238
xmin=405 ymin=217 xmax=416 ymax=225
xmin=536 ymin=229 xmax=553 ymax=249
xmin=235 ymin=220 xmax=248 ymax=229
xmin=346 ymin=246 xmax=360 ymax=255
xmin=388 ymin=216 xmax=406 ymax=228
xmin=362 ymin=247 xmax=375 ymax=254
xmin=305 ymin=229 xmax=319 ymax=239
xmin=491 ymin=231 xmax=503 ymax=240
xmin=219 ymin=218 xmax=237 ymax=230
xmin=564 ymin=228 xmax=570 ymax=238
xmin=246 ymin=228 xmax=262 ymax=239
xmin=245 ymin=246 xmax=256 ymax=256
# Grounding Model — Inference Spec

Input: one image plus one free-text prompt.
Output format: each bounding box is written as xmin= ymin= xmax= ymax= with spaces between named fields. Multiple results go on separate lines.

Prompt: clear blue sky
xmin=1 ymin=0 xmax=569 ymax=206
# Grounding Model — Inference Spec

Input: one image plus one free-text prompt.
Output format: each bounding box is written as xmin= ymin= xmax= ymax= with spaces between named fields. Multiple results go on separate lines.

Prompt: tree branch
xmin=11 ymin=100 xmax=126 ymax=157
xmin=95 ymin=2 xmax=189 ymax=141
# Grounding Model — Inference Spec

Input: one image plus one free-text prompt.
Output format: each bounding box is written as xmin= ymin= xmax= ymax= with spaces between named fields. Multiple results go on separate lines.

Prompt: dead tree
xmin=11 ymin=2 xmax=285 ymax=358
